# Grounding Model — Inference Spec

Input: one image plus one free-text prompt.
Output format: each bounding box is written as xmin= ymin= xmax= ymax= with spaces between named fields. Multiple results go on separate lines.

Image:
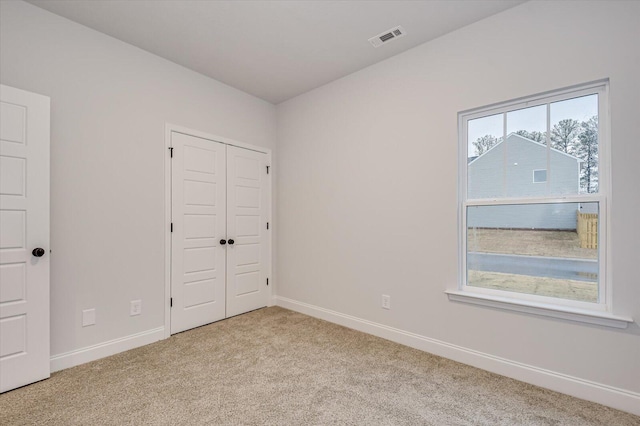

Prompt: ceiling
xmin=28 ymin=0 xmax=525 ymax=104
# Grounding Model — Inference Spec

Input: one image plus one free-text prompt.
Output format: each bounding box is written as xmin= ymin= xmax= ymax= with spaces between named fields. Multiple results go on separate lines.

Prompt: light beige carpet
xmin=1 ymin=307 xmax=638 ymax=425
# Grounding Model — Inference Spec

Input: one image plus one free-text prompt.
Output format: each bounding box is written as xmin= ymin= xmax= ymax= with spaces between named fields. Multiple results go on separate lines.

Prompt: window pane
xmin=550 ymin=94 xmax=598 ymax=194
xmin=467 ymin=203 xmax=599 ymax=303
xmin=505 ymin=105 xmax=548 ymax=198
xmin=533 ymin=169 xmax=547 ymax=183
xmin=506 ymin=104 xmax=547 ymax=141
xmin=467 ymin=113 xmax=504 ymax=199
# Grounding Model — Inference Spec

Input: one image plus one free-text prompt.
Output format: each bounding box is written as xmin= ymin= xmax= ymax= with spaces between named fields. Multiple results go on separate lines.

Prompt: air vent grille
xmin=379 ymin=32 xmax=395 ymax=42
xmin=369 ymin=26 xmax=406 ymax=48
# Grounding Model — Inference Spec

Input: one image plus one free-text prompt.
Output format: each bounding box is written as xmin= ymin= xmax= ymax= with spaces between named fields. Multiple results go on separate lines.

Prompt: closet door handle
xmin=219 ymin=239 xmax=227 ymax=245
xmin=228 ymin=239 xmax=235 ymax=245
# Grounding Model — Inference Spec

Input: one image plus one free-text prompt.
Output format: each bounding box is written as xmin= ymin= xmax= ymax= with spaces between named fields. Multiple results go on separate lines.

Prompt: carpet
xmin=1 ymin=307 xmax=638 ymax=425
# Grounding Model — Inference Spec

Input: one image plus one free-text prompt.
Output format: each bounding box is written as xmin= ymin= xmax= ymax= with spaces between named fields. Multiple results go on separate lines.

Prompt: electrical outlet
xmin=381 ymin=294 xmax=391 ymax=310
xmin=130 ymin=299 xmax=142 ymax=316
xmin=82 ymin=308 xmax=96 ymax=327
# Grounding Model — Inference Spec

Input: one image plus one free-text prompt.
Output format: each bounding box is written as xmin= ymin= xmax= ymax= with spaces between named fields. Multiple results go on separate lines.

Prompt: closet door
xmin=171 ymin=132 xmax=226 ymax=334
xmin=226 ymin=146 xmax=269 ymax=317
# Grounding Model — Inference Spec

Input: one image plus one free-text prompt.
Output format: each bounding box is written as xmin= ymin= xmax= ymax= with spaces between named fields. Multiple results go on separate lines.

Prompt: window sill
xmin=445 ymin=290 xmax=633 ymax=329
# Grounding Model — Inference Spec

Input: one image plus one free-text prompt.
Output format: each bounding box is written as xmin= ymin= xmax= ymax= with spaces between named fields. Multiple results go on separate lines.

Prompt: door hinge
xmin=266 ymin=165 xmax=270 ymax=174
xmin=266 ymin=278 xmax=269 ymax=286
xmin=170 ymin=297 xmax=173 ymax=307
xmin=266 ymin=222 xmax=269 ymax=230
xmin=171 ymin=222 xmax=173 ymax=232
xmin=169 ymin=147 xmax=173 ymax=157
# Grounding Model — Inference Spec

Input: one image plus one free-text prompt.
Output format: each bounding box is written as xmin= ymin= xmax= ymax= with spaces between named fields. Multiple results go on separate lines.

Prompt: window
xmin=533 ymin=169 xmax=547 ymax=183
xmin=449 ymin=81 xmax=630 ymax=328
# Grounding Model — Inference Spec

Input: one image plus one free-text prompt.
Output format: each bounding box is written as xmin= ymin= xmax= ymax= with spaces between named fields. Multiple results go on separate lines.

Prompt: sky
xmin=467 ymin=94 xmax=598 ymax=157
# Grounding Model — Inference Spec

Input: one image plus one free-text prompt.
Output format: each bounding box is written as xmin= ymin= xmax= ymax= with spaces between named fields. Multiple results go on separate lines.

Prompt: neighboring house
xmin=467 ymin=133 xmax=583 ymax=230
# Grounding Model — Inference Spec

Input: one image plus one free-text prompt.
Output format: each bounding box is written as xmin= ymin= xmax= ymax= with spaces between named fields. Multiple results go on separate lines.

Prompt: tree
xmin=515 ymin=130 xmax=546 ymax=143
xmin=575 ymin=116 xmax=598 ymax=193
xmin=551 ymin=119 xmax=580 ymax=154
xmin=473 ymin=134 xmax=498 ymax=156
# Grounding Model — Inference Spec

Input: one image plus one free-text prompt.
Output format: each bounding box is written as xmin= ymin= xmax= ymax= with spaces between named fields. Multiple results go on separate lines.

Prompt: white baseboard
xmin=50 ymin=327 xmax=165 ymax=373
xmin=275 ymin=296 xmax=640 ymax=417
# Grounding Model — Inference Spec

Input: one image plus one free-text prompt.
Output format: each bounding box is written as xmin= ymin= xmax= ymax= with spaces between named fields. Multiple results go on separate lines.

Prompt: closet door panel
xmin=171 ymin=132 xmax=226 ymax=334
xmin=226 ymin=146 xmax=269 ymax=317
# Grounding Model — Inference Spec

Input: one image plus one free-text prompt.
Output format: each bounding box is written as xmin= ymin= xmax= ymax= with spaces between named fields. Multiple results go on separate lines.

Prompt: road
xmin=467 ymin=252 xmax=598 ymax=283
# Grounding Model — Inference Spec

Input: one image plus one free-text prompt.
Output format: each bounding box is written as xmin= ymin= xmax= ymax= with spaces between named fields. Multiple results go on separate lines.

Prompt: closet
xmin=170 ymin=131 xmax=270 ymax=334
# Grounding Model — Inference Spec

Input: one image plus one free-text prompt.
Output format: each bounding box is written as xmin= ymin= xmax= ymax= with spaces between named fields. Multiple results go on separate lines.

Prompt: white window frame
xmin=532 ymin=169 xmax=547 ymax=183
xmin=447 ymin=80 xmax=633 ymax=329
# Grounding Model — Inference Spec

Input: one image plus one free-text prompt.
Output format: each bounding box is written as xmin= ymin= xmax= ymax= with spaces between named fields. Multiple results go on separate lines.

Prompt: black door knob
xmin=228 ymin=239 xmax=235 ymax=245
xmin=220 ymin=239 xmax=227 ymax=245
xmin=32 ymin=248 xmax=45 ymax=257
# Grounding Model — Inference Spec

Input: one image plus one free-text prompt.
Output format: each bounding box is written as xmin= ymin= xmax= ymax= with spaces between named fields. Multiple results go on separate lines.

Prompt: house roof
xmin=467 ymin=133 xmax=583 ymax=166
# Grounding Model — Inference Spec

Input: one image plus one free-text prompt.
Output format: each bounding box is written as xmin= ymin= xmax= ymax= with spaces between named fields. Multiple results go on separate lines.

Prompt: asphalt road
xmin=468 ymin=252 xmax=598 ymax=283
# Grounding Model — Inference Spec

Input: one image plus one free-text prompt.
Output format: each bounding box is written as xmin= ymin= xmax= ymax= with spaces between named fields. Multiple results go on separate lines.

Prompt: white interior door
xmin=0 ymin=85 xmax=50 ymax=392
xmin=170 ymin=132 xmax=226 ymax=334
xmin=226 ymin=146 xmax=269 ymax=317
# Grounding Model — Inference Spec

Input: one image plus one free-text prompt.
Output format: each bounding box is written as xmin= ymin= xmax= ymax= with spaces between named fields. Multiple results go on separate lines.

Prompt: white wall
xmin=0 ymin=1 xmax=276 ymax=358
xmin=276 ymin=0 xmax=640 ymax=413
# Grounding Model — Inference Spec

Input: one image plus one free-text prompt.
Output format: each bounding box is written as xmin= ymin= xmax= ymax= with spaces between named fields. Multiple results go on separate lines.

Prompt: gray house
xmin=467 ymin=133 xmax=584 ymax=230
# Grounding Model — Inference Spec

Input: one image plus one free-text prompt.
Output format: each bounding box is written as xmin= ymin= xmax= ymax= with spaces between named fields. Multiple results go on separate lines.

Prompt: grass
xmin=467 ymin=228 xmax=597 ymax=259
xmin=468 ymin=270 xmax=598 ymax=303
xmin=467 ymin=229 xmax=598 ymax=302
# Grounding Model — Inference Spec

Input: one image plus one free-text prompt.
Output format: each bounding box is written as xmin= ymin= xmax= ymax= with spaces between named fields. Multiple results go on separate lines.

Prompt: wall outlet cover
xmin=130 ymin=299 xmax=142 ymax=316
xmin=82 ymin=308 xmax=96 ymax=327
xmin=382 ymin=295 xmax=391 ymax=310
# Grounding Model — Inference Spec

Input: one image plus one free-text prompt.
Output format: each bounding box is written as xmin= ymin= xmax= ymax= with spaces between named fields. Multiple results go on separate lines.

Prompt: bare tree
xmin=575 ymin=116 xmax=598 ymax=193
xmin=473 ymin=134 xmax=498 ymax=156
xmin=551 ymin=119 xmax=580 ymax=154
xmin=515 ymin=130 xmax=546 ymax=143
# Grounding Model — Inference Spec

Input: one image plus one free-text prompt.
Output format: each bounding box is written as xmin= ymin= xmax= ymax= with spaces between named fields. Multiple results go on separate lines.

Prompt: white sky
xmin=467 ymin=94 xmax=598 ymax=157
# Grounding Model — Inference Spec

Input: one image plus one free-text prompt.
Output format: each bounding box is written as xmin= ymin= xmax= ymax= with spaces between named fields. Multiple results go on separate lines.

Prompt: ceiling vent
xmin=368 ymin=26 xmax=406 ymax=48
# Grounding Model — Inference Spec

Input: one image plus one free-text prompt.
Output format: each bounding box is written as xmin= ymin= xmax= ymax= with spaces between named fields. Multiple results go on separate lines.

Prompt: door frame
xmin=163 ymin=123 xmax=272 ymax=339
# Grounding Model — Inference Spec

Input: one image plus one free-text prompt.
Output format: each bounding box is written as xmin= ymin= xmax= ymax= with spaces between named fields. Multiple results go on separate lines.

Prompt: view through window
xmin=461 ymin=83 xmax=607 ymax=307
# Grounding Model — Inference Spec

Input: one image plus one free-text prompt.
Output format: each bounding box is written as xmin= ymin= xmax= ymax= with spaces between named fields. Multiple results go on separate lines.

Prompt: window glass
xmin=506 ymin=104 xmax=547 ymax=141
xmin=533 ymin=169 xmax=547 ymax=183
xmin=467 ymin=113 xmax=503 ymax=199
xmin=505 ymin=105 xmax=547 ymax=197
xmin=550 ymin=94 xmax=599 ymax=194
xmin=466 ymin=202 xmax=599 ymax=303
xmin=468 ymin=97 xmax=600 ymax=200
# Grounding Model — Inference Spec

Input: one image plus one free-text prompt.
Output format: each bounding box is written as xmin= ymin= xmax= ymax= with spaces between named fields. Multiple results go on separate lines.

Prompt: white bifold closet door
xmin=225 ymin=145 xmax=270 ymax=318
xmin=171 ymin=132 xmax=269 ymax=335
xmin=170 ymin=132 xmax=227 ymax=334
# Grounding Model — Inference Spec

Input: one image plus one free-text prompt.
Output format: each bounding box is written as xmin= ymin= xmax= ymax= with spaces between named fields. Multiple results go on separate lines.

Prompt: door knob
xmin=220 ymin=239 xmax=227 ymax=245
xmin=32 ymin=248 xmax=45 ymax=257
xmin=228 ymin=239 xmax=235 ymax=245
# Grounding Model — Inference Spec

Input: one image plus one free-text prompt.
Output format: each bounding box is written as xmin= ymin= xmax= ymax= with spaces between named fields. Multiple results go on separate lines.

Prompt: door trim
xmin=163 ymin=123 xmax=272 ymax=339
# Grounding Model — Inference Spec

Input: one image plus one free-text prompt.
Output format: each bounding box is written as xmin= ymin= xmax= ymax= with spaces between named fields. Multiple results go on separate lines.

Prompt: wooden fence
xmin=577 ymin=212 xmax=598 ymax=249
